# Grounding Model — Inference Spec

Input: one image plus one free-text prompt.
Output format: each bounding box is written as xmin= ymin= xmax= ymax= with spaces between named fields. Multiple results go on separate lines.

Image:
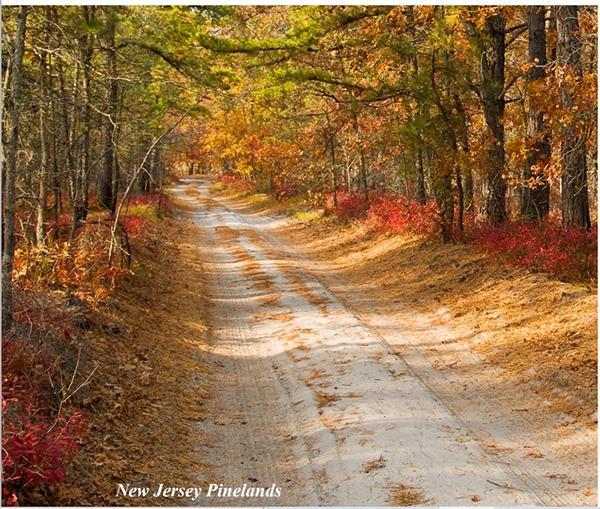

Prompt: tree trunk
xmin=416 ymin=149 xmax=426 ymax=204
xmin=456 ymin=169 xmax=464 ymax=233
xmin=71 ymin=7 xmax=94 ymax=235
xmin=99 ymin=7 xmax=119 ymax=212
xmin=36 ymin=9 xmax=51 ymax=247
xmin=436 ymin=171 xmax=454 ymax=242
xmin=555 ymin=6 xmax=591 ymax=229
xmin=521 ymin=6 xmax=551 ymax=220
xmin=2 ymin=6 xmax=28 ymax=330
xmin=430 ymin=52 xmax=456 ymax=242
xmin=59 ymin=61 xmax=77 ymax=218
xmin=470 ymin=13 xmax=508 ymax=224
xmin=406 ymin=6 xmax=427 ymax=205
xmin=453 ymin=93 xmax=473 ymax=211
xmin=352 ymin=109 xmax=369 ymax=202
xmin=326 ymin=114 xmax=338 ymax=207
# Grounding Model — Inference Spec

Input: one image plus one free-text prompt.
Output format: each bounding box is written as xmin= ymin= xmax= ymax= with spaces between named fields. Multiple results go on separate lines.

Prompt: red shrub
xmin=119 ymin=215 xmax=146 ymax=237
xmin=472 ymin=220 xmax=597 ymax=281
xmin=2 ymin=336 xmax=86 ymax=505
xmin=327 ymin=192 xmax=370 ymax=221
xmin=367 ymin=195 xmax=439 ymax=236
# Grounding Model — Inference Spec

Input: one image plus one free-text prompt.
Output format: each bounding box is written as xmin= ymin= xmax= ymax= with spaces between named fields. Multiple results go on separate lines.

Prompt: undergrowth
xmin=215 ymin=175 xmax=597 ymax=283
xmin=13 ymin=192 xmax=173 ymax=303
xmin=472 ymin=220 xmax=597 ymax=282
xmin=4 ymin=191 xmax=170 ymax=505
xmin=2 ymin=306 xmax=86 ymax=506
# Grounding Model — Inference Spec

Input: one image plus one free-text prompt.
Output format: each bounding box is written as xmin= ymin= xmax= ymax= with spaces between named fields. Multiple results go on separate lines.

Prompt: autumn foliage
xmin=472 ymin=221 xmax=598 ymax=282
xmin=1 ymin=4 xmax=598 ymax=504
xmin=366 ymin=196 xmax=440 ymax=237
xmin=3 ymin=194 xmax=170 ymax=505
xmin=219 ymin=175 xmax=596 ymax=282
xmin=2 ymin=332 xmax=85 ymax=506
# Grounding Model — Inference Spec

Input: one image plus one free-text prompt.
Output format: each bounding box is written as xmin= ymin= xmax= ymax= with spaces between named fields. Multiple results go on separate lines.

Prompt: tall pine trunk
xmin=521 ymin=6 xmax=551 ymax=220
xmin=406 ymin=6 xmax=427 ymax=205
xmin=481 ymin=14 xmax=507 ymax=224
xmin=454 ymin=94 xmax=473 ymax=211
xmin=2 ymin=7 xmax=28 ymax=330
xmin=71 ymin=7 xmax=93 ymax=235
xmin=352 ymin=109 xmax=369 ymax=202
xmin=555 ymin=6 xmax=591 ymax=229
xmin=326 ymin=114 xmax=338 ymax=207
xmin=468 ymin=12 xmax=508 ymax=224
xmin=36 ymin=9 xmax=51 ymax=247
xmin=99 ymin=7 xmax=119 ymax=212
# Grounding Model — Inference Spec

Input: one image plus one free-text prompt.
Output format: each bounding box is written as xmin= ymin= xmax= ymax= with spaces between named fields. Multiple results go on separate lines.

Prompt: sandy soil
xmin=174 ymin=178 xmax=597 ymax=506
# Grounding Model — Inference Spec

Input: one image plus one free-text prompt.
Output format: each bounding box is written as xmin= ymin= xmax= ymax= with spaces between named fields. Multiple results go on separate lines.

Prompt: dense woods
xmin=1 ymin=5 xmax=597 ymax=505
xmin=2 ymin=6 xmax=598 ymax=322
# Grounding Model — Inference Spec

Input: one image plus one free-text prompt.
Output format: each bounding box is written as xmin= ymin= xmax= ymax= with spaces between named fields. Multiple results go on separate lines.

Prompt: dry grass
xmin=388 ymin=484 xmax=430 ymax=506
xmin=58 ymin=209 xmax=211 ymax=505
xmin=315 ymin=391 xmax=341 ymax=408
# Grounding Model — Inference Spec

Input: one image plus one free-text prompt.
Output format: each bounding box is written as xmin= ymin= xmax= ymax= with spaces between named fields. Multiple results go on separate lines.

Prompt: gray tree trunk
xmin=73 ymin=6 xmax=93 ymax=229
xmin=468 ymin=13 xmax=508 ymax=224
xmin=2 ymin=7 xmax=28 ymax=330
xmin=555 ymin=6 xmax=591 ymax=229
xmin=36 ymin=8 xmax=51 ymax=246
xmin=99 ymin=7 xmax=119 ymax=212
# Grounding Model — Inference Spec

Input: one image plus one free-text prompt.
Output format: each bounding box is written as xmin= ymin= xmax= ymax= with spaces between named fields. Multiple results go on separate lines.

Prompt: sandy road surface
xmin=172 ymin=178 xmax=594 ymax=506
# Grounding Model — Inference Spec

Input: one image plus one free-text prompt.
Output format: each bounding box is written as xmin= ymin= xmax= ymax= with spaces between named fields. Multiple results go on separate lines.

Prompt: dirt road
xmin=172 ymin=178 xmax=594 ymax=506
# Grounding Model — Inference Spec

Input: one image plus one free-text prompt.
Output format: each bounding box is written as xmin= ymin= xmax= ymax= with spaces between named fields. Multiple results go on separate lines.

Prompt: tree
xmin=71 ymin=6 xmax=95 ymax=231
xmin=99 ymin=7 xmax=119 ymax=213
xmin=521 ymin=6 xmax=551 ymax=220
xmin=35 ymin=7 xmax=51 ymax=247
xmin=555 ymin=6 xmax=591 ymax=229
xmin=467 ymin=10 xmax=508 ymax=225
xmin=2 ymin=6 xmax=28 ymax=330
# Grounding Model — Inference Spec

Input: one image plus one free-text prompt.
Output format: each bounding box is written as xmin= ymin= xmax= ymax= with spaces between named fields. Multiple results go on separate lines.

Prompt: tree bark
xmin=469 ymin=12 xmax=508 ymax=224
xmin=74 ymin=6 xmax=93 ymax=228
xmin=521 ymin=6 xmax=551 ymax=220
xmin=406 ymin=6 xmax=427 ymax=205
xmin=430 ymin=52 xmax=456 ymax=242
xmin=453 ymin=93 xmax=473 ymax=211
xmin=415 ymin=149 xmax=426 ymax=204
xmin=2 ymin=6 xmax=28 ymax=330
xmin=99 ymin=7 xmax=119 ymax=212
xmin=555 ymin=6 xmax=591 ymax=229
xmin=36 ymin=8 xmax=51 ymax=247
xmin=326 ymin=114 xmax=338 ymax=207
xmin=352 ymin=109 xmax=369 ymax=202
